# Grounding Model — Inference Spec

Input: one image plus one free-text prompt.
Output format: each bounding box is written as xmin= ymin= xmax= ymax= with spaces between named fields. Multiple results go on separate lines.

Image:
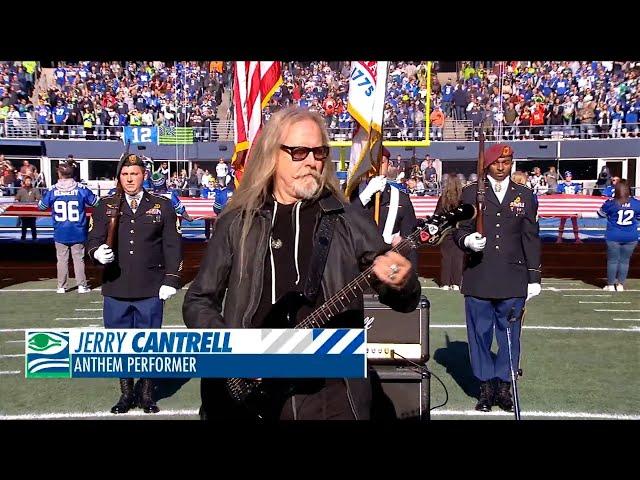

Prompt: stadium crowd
xmin=1 ymin=61 xmax=230 ymax=141
xmin=3 ymin=60 xmax=640 ymax=142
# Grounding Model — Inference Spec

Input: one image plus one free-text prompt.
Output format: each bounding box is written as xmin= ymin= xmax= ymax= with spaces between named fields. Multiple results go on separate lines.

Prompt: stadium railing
xmin=3 ymin=119 xmax=640 ymax=143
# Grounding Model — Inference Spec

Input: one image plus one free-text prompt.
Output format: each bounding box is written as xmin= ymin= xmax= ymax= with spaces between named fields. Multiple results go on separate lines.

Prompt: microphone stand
xmin=506 ymin=305 xmax=525 ymax=420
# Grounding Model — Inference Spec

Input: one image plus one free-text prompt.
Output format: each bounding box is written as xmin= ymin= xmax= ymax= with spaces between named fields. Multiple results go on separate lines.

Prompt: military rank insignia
xmin=88 ymin=216 xmax=94 ymax=232
xmin=176 ymin=218 xmax=182 ymax=234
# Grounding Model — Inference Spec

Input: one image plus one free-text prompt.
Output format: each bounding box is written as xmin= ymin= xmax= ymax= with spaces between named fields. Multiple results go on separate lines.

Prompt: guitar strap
xmin=303 ymin=212 xmax=338 ymax=304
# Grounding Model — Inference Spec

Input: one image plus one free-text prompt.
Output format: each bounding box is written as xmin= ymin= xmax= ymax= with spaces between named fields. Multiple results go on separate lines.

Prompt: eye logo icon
xmin=25 ymin=331 xmax=70 ymax=378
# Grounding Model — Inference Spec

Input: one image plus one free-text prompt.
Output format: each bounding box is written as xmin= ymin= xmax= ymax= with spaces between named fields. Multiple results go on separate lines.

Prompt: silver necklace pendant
xmin=271 ymin=238 xmax=283 ymax=249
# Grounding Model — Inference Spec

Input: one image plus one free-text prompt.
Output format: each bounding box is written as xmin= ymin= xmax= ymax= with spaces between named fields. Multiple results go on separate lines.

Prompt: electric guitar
xmin=224 ymin=203 xmax=476 ymax=420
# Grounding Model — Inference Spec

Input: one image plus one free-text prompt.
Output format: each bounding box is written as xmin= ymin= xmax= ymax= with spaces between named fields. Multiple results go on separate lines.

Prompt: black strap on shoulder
xmin=303 ymin=213 xmax=338 ymax=303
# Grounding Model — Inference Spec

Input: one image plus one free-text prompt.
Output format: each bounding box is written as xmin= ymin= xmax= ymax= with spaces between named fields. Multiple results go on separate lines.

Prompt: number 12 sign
xmin=123 ymin=126 xmax=158 ymax=145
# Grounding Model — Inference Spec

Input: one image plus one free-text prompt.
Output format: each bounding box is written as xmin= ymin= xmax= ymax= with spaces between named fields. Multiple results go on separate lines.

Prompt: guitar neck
xmin=296 ymin=230 xmax=420 ymax=329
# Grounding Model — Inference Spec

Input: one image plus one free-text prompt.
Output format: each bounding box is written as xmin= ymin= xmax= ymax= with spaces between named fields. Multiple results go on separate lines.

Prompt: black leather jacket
xmin=183 ymin=190 xmax=421 ymax=329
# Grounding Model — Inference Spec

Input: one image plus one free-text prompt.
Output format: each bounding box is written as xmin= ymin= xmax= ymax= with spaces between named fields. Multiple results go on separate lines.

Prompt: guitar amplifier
xmin=370 ymin=365 xmax=430 ymax=421
xmin=364 ymin=294 xmax=429 ymax=365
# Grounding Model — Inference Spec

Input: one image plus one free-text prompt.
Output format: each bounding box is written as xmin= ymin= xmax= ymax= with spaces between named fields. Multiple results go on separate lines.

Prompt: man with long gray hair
xmin=183 ymin=106 xmax=421 ymax=420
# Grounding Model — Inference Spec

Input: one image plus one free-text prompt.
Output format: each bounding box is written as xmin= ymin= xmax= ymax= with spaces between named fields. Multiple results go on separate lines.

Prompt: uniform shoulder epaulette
xmin=462 ymin=181 xmax=478 ymax=189
xmin=514 ymin=182 xmax=534 ymax=191
xmin=147 ymin=192 xmax=171 ymax=203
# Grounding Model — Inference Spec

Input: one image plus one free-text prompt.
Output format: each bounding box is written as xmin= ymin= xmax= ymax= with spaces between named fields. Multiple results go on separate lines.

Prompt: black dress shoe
xmin=475 ymin=381 xmax=494 ymax=412
xmin=111 ymin=378 xmax=136 ymax=414
xmin=138 ymin=378 xmax=159 ymax=414
xmin=494 ymin=380 xmax=514 ymax=412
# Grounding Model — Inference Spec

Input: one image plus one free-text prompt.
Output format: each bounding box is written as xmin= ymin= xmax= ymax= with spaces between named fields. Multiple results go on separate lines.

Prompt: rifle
xmin=476 ymin=130 xmax=486 ymax=235
xmin=106 ymin=140 xmax=131 ymax=249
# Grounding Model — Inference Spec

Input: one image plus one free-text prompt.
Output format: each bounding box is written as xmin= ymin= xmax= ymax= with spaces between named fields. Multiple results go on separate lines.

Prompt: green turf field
xmin=1 ymin=278 xmax=638 ymax=420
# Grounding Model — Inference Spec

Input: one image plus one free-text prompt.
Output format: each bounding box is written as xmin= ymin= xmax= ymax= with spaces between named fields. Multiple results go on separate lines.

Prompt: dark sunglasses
xmin=280 ymin=144 xmax=330 ymax=161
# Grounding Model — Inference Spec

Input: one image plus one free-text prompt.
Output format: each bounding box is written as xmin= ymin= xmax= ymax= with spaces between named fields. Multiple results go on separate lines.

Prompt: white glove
xmin=526 ymin=283 xmax=541 ymax=302
xmin=464 ymin=232 xmax=486 ymax=252
xmin=94 ymin=244 xmax=114 ymax=265
xmin=159 ymin=285 xmax=177 ymax=301
xmin=359 ymin=175 xmax=387 ymax=206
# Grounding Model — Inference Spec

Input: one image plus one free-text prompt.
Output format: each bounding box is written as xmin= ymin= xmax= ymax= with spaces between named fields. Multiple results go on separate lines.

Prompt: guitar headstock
xmin=415 ymin=203 xmax=476 ymax=246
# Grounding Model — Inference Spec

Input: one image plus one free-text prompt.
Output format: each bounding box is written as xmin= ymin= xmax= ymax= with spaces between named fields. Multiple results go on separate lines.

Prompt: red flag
xmin=232 ymin=61 xmax=282 ymax=187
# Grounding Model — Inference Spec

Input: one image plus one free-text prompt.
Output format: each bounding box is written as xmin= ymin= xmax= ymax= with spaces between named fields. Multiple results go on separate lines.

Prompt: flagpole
xmin=374 ymin=61 xmax=389 ymax=226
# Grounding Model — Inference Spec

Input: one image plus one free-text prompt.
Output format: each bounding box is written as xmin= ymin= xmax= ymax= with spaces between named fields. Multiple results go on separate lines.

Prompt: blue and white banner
xmin=123 ymin=126 xmax=158 ymax=145
xmin=25 ymin=329 xmax=366 ymax=379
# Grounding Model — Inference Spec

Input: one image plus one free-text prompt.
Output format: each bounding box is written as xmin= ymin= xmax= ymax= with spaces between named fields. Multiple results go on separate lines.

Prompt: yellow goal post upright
xmin=335 ymin=61 xmax=432 ymax=172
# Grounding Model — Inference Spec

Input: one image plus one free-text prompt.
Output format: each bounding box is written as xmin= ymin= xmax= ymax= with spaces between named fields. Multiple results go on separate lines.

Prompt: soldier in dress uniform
xmin=87 ymin=154 xmax=183 ymax=414
xmin=350 ymin=147 xmax=419 ymax=270
xmin=452 ymin=144 xmax=542 ymax=412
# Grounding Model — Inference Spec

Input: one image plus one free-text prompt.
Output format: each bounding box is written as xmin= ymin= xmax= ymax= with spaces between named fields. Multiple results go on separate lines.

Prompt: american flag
xmin=231 ymin=61 xmax=282 ymax=185
xmin=3 ymin=195 xmax=629 ymax=220
xmin=409 ymin=194 xmax=615 ymax=219
xmin=158 ymin=125 xmax=194 ymax=145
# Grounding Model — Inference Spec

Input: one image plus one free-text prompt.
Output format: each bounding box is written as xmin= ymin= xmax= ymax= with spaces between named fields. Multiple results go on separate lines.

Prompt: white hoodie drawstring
xmin=269 ymin=201 xmax=278 ymax=304
xmin=293 ymin=201 xmax=301 ymax=285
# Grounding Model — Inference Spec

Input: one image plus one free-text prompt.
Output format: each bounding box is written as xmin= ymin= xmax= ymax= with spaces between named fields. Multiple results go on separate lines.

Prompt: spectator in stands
xmin=533 ymin=176 xmax=549 ymax=195
xmin=431 ymin=106 xmax=445 ymax=140
xmin=1 ymin=155 xmax=17 ymax=195
xmin=15 ymin=175 xmax=41 ymax=240
xmin=215 ymin=158 xmax=229 ymax=185
xmin=579 ymin=96 xmax=596 ymax=138
xmin=511 ymin=171 xmax=528 ymax=186
xmin=593 ymin=166 xmax=611 ymax=196
xmin=424 ymin=174 xmax=439 ymax=196
xmin=38 ymin=162 xmax=98 ymax=293
xmin=453 ymin=81 xmax=469 ymax=120
xmin=200 ymin=179 xmax=217 ymax=240
xmin=434 ymin=174 xmax=465 ymax=291
xmin=556 ymin=171 xmax=583 ymax=243
xmin=503 ymin=102 xmax=518 ymax=140
xmin=441 ymin=78 xmax=454 ymax=117
xmin=596 ymin=180 xmax=640 ymax=291
xmin=19 ymin=159 xmax=36 ymax=178
xmin=544 ymin=165 xmax=560 ymax=193
xmin=602 ymin=176 xmax=620 ymax=198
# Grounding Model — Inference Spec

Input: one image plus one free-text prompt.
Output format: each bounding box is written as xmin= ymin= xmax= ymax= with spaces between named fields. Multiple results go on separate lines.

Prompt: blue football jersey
xmin=154 ymin=190 xmax=186 ymax=215
xmin=557 ymin=182 xmax=582 ymax=195
xmin=598 ymin=198 xmax=640 ymax=243
xmin=213 ymin=187 xmax=233 ymax=214
xmin=39 ymin=183 xmax=99 ymax=244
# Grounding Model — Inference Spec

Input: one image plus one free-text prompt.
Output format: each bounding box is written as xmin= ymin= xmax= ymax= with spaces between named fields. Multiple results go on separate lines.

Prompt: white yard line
xmin=593 ymin=309 xmax=640 ymax=312
xmin=0 ymin=409 xmax=200 ymax=420
xmin=0 ymin=289 xmax=58 ymax=292
xmin=0 ymin=288 xmax=101 ymax=292
xmin=0 ymin=354 xmax=24 ymax=358
xmin=431 ymin=410 xmax=640 ymax=420
xmin=553 ymin=288 xmax=640 ymax=292
xmin=612 ymin=318 xmax=640 ymax=322
xmin=75 ymin=309 xmax=103 ymax=311
xmin=0 ymin=371 xmax=20 ymax=375
xmin=430 ymin=324 xmax=640 ymax=332
xmin=579 ymin=301 xmax=631 ymax=304
xmin=1 ymin=409 xmax=637 ymax=420
xmin=54 ymin=317 xmax=102 ymax=321
xmin=563 ymin=295 xmax=611 ymax=297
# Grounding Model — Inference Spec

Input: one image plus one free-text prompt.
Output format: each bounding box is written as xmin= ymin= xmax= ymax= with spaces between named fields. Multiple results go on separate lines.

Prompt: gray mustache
xmin=294 ymin=170 xmax=321 ymax=180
